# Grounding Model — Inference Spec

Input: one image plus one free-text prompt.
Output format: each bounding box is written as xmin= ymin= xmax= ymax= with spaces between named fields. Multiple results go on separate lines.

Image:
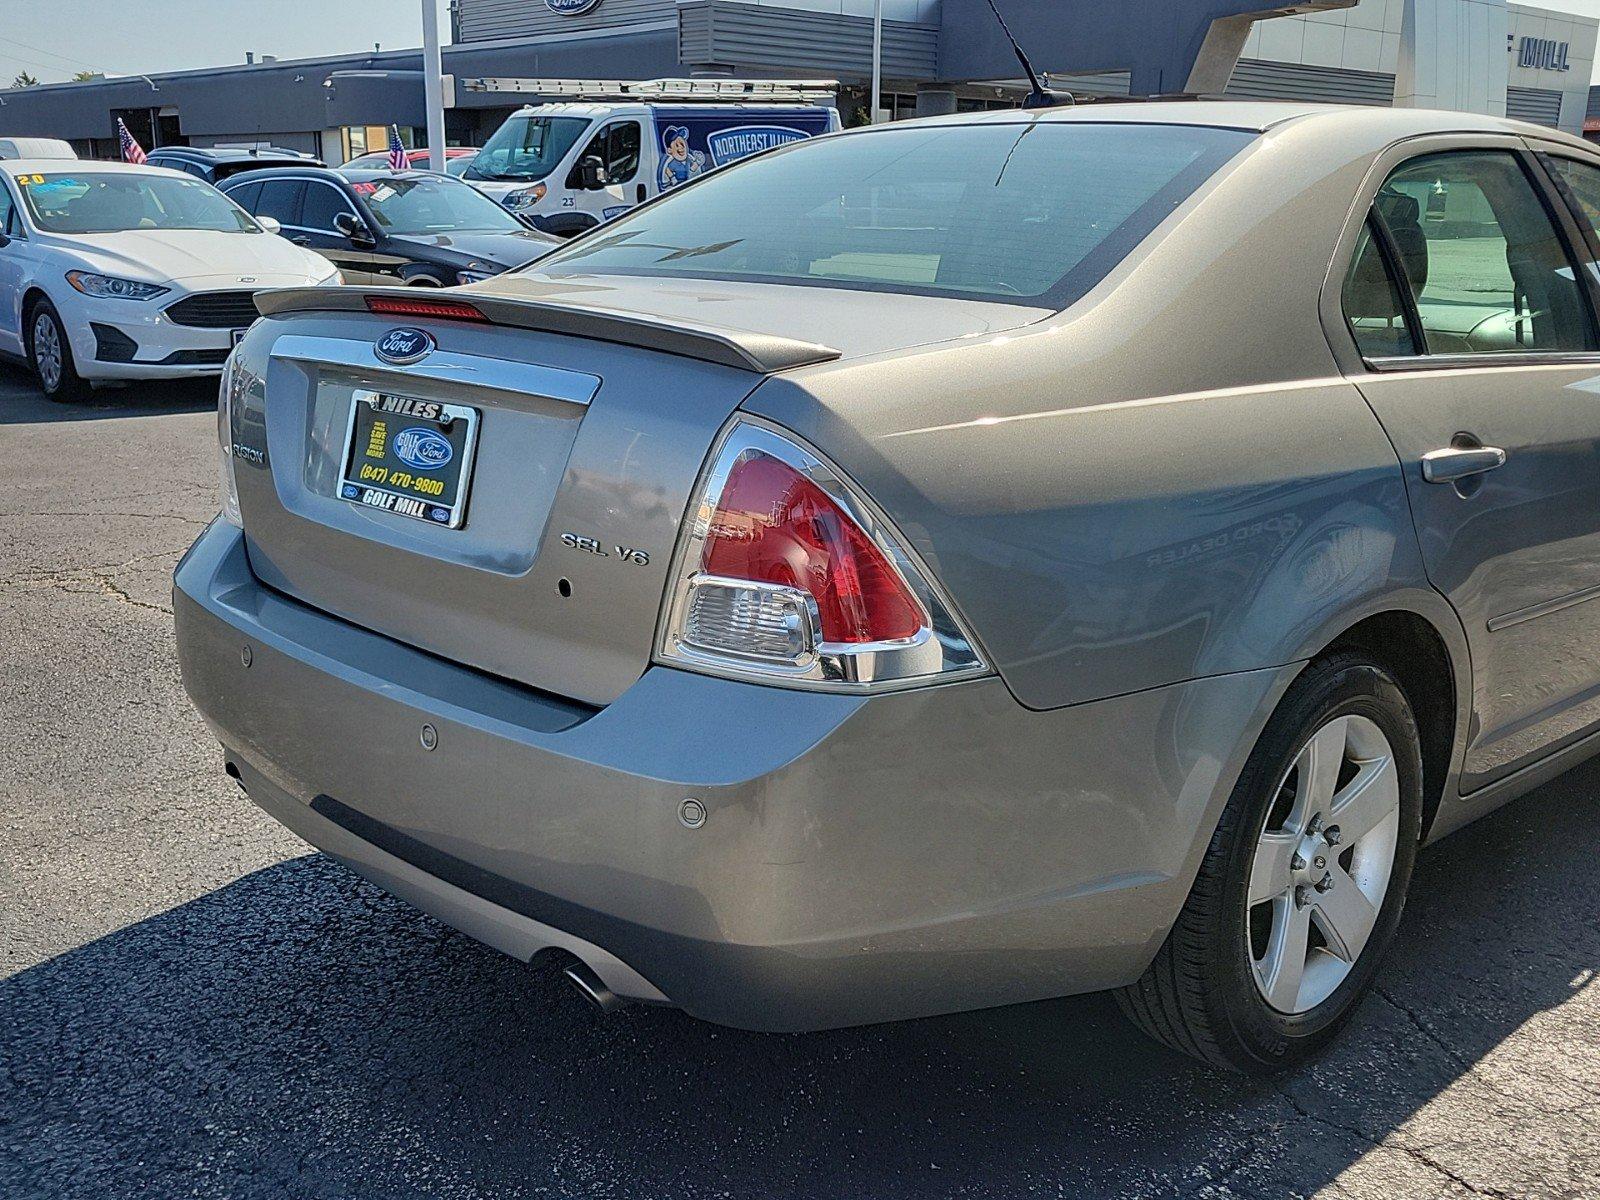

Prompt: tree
xmin=72 ymin=71 xmax=97 ymax=82
xmin=11 ymin=71 xmax=39 ymax=89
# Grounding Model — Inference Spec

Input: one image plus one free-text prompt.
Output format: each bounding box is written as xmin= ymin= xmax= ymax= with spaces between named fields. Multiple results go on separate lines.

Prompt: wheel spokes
xmin=1258 ymin=897 xmax=1312 ymax=1011
xmin=1311 ymin=866 xmax=1380 ymax=963
xmin=1328 ymin=753 xmax=1399 ymax=845
xmin=1297 ymin=716 xmax=1350 ymax=817
xmin=1249 ymin=830 xmax=1297 ymax=906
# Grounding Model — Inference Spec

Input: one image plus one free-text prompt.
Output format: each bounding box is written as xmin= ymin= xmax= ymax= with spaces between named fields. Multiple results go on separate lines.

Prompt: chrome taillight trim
xmin=217 ymin=352 xmax=245 ymax=528
xmin=677 ymin=574 xmax=822 ymax=669
xmin=654 ymin=417 xmax=990 ymax=693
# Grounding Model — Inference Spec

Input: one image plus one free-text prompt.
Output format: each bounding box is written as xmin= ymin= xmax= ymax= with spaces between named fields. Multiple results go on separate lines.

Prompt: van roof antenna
xmin=983 ymin=0 xmax=1073 ymax=109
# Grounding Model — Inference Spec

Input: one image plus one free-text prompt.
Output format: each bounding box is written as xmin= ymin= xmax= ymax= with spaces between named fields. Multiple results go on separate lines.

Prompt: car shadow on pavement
xmin=5 ymin=761 xmax=1598 ymax=1199
xmin=0 ymin=365 xmax=215 ymax=424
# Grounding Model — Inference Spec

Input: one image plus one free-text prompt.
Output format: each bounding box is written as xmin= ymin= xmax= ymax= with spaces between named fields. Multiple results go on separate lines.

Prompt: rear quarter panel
xmin=745 ymin=114 xmax=1464 ymax=711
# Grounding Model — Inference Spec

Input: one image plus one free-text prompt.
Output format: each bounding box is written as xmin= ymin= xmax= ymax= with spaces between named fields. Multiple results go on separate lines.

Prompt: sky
xmin=10 ymin=0 xmax=1600 ymax=87
xmin=0 ymin=0 xmax=453 ymax=87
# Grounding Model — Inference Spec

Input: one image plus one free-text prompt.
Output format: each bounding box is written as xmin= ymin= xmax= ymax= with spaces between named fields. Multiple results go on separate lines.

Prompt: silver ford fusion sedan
xmin=175 ymin=101 xmax=1600 ymax=1072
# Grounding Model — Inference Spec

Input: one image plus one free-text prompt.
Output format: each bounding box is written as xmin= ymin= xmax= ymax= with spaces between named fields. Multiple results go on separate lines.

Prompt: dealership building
xmin=0 ymin=0 xmax=1597 ymax=160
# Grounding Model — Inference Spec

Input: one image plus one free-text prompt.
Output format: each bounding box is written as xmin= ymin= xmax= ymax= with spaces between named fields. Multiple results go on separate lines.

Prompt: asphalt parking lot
xmin=2 ymin=367 xmax=1598 ymax=1200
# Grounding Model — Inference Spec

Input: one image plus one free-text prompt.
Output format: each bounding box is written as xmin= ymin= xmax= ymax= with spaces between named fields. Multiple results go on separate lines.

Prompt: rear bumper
xmin=174 ymin=520 xmax=1296 ymax=1031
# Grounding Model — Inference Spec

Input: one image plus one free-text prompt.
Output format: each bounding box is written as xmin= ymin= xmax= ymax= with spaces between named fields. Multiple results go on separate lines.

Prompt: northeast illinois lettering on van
xmin=706 ymin=126 xmax=811 ymax=167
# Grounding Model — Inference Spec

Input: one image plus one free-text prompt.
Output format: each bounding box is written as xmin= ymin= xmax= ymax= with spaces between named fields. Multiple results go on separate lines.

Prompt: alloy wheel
xmin=32 ymin=312 xmax=63 ymax=392
xmin=1247 ymin=713 xmax=1401 ymax=1014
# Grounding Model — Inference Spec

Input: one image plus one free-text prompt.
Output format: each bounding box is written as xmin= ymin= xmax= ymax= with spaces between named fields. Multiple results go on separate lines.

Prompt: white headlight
xmin=65 ymin=270 xmax=169 ymax=301
xmin=505 ymin=183 xmax=546 ymax=210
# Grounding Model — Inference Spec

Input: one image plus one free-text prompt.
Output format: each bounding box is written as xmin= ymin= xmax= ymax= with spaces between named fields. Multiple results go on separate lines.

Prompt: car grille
xmin=164 ymin=290 xmax=260 ymax=329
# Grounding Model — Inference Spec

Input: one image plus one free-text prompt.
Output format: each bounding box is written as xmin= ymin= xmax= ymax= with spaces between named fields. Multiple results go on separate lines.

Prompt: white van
xmin=458 ymin=78 xmax=841 ymax=237
xmin=0 ymin=137 xmax=77 ymax=161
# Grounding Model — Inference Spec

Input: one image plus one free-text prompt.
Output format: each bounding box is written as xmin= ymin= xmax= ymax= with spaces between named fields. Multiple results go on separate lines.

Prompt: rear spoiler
xmin=252 ymin=286 xmax=843 ymax=375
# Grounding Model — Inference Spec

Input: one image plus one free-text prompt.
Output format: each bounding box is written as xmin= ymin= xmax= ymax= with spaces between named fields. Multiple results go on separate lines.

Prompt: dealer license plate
xmin=338 ymin=389 xmax=480 ymax=529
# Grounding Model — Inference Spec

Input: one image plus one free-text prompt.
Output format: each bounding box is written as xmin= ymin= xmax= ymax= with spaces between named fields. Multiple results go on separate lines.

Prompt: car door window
xmin=301 ymin=181 xmax=356 ymax=232
xmin=0 ymin=184 xmax=17 ymax=239
xmin=605 ymin=122 xmax=641 ymax=184
xmin=567 ymin=122 xmax=641 ymax=187
xmin=226 ymin=181 xmax=262 ymax=213
xmin=254 ymin=179 xmax=305 ymax=226
xmin=1342 ymin=219 xmax=1417 ymax=358
xmin=1371 ymin=151 xmax=1595 ymax=355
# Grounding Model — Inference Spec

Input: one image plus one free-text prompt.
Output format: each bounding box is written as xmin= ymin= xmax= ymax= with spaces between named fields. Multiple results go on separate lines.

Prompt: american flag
xmin=386 ymin=124 xmax=407 ymax=172
xmin=117 ymin=118 xmax=147 ymax=165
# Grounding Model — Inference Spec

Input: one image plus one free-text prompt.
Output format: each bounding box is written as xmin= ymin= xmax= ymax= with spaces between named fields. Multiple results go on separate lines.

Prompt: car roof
xmin=219 ymin=165 xmax=350 ymax=186
xmin=341 ymin=168 xmax=455 ymax=181
xmin=219 ymin=166 xmax=450 ymax=188
xmin=886 ymin=100 xmax=1598 ymax=152
xmin=348 ymin=148 xmax=473 ymax=159
xmin=152 ymin=145 xmax=316 ymax=162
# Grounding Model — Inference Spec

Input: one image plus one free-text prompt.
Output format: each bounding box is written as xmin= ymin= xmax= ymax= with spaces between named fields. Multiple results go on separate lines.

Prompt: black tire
xmin=1116 ymin=651 xmax=1424 ymax=1073
xmin=27 ymin=299 xmax=92 ymax=403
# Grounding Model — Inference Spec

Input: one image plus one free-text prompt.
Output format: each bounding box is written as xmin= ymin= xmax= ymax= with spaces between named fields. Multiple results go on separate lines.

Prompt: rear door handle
xmin=1421 ymin=445 xmax=1507 ymax=484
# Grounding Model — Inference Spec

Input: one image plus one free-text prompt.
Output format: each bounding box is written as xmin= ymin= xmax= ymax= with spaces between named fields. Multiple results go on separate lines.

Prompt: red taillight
xmin=365 ymin=295 xmax=488 ymax=322
xmin=702 ymin=452 xmax=923 ymax=643
xmin=659 ymin=421 xmax=986 ymax=690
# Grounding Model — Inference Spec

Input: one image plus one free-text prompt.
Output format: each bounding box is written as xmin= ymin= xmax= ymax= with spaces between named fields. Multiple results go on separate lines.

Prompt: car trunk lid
xmin=231 ymin=283 xmax=1034 ymax=706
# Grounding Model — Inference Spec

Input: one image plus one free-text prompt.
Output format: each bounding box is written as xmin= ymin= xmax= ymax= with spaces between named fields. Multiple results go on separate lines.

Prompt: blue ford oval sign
xmin=546 ymin=0 xmax=602 ymax=14
xmin=393 ymin=426 xmax=454 ymax=471
xmin=374 ymin=327 xmax=435 ymax=365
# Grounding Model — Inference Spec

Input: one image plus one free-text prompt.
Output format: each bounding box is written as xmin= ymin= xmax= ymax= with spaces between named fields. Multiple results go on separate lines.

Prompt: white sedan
xmin=0 ymin=160 xmax=340 ymax=401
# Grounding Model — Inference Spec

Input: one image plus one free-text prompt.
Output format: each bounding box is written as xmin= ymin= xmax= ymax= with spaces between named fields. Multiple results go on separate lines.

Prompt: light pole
xmin=422 ymin=0 xmax=446 ymax=172
xmin=871 ymin=0 xmax=883 ymax=124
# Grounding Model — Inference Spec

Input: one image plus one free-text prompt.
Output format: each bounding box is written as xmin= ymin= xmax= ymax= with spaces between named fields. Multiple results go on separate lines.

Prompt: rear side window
xmin=536 ymin=122 xmax=1254 ymax=304
xmin=1343 ymin=220 xmax=1417 ymax=357
xmin=1369 ymin=151 xmax=1594 ymax=355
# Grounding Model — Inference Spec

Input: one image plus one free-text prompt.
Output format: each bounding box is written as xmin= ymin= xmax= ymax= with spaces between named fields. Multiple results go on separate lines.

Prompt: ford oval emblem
xmin=393 ymin=426 xmax=454 ymax=471
xmin=375 ymin=327 xmax=435 ymax=365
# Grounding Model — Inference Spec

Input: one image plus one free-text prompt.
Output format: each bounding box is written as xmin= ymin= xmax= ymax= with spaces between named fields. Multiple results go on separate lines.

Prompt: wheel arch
xmin=19 ymin=285 xmax=52 ymax=346
xmin=1304 ymin=602 xmax=1469 ymax=840
xmin=399 ymin=266 xmax=446 ymax=286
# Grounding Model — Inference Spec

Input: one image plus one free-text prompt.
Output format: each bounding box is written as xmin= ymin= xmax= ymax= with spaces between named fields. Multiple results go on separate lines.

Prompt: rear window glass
xmin=533 ymin=121 xmax=1254 ymax=304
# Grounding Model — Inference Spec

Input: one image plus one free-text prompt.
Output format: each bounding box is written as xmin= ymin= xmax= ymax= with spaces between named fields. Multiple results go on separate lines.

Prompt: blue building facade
xmin=3 ymin=1 xmax=1587 ymax=159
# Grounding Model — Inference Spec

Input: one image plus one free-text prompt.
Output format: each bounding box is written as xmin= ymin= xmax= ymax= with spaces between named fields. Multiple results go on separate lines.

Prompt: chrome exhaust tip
xmin=562 ymin=960 xmax=624 ymax=1013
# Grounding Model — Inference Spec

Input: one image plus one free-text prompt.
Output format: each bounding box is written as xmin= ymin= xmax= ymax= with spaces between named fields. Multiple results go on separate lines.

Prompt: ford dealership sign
xmin=546 ymin=0 xmax=602 ymax=14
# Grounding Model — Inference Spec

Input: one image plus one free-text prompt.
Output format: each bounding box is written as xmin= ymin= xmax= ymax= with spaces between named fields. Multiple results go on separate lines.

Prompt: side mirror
xmin=334 ymin=211 xmax=374 ymax=244
xmin=255 ymin=215 xmax=282 ymax=235
xmin=577 ymin=155 xmax=609 ymax=190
